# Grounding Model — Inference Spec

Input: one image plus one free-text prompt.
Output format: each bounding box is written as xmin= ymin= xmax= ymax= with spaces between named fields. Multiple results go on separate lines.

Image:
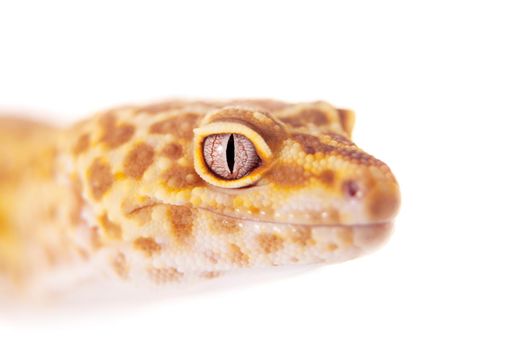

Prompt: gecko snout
xmin=342 ymin=178 xmax=400 ymax=222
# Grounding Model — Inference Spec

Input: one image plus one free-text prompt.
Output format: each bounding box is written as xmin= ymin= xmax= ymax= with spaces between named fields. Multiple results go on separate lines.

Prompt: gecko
xmin=0 ymin=99 xmax=400 ymax=298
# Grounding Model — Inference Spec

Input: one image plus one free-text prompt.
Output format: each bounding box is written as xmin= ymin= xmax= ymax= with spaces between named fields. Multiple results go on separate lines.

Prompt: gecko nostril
xmin=343 ymin=180 xmax=362 ymax=199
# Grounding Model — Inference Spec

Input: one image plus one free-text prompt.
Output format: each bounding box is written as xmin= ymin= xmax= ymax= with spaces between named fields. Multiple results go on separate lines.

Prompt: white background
xmin=1 ymin=1 xmax=524 ymax=349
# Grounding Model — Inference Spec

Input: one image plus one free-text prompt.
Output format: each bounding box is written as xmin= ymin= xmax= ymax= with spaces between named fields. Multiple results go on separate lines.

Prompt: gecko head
xmin=188 ymin=103 xmax=400 ymax=263
xmin=79 ymin=100 xmax=401 ymax=283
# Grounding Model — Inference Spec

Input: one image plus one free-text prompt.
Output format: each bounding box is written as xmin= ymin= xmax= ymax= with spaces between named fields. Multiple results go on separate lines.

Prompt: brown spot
xmin=291 ymin=228 xmax=315 ymax=247
xmin=161 ymin=143 xmax=183 ymax=160
xmin=133 ymin=237 xmax=161 ymax=257
xmin=124 ymin=143 xmax=155 ymax=179
xmin=99 ymin=115 xmax=135 ymax=148
xmin=148 ymin=267 xmax=183 ymax=284
xmin=163 ymin=165 xmax=204 ymax=189
xmin=100 ymin=213 xmax=122 ymax=240
xmin=112 ymin=252 xmax=129 ymax=279
xmin=229 ymin=244 xmax=250 ymax=266
xmin=209 ymin=215 xmax=241 ymax=234
xmin=73 ymin=133 xmax=90 ymax=155
xmin=149 ymin=113 xmax=200 ymax=139
xmin=292 ymin=133 xmax=335 ymax=155
xmin=257 ymin=234 xmax=284 ymax=254
xmin=201 ymin=271 xmax=222 ymax=279
xmin=88 ymin=158 xmax=113 ymax=200
xmin=267 ymin=163 xmax=308 ymax=186
xmin=168 ymin=205 xmax=194 ymax=245
xmin=319 ymin=170 xmax=335 ymax=186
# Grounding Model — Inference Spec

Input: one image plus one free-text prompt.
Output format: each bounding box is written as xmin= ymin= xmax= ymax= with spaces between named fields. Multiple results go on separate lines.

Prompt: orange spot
xmin=148 ymin=267 xmax=183 ymax=284
xmin=326 ymin=243 xmax=338 ymax=252
xmin=112 ymin=252 xmax=129 ymax=279
xmin=87 ymin=158 xmax=113 ymax=200
xmin=100 ymin=213 xmax=122 ymax=240
xmin=229 ymin=244 xmax=250 ymax=266
xmin=133 ymin=237 xmax=162 ymax=257
xmin=209 ymin=215 xmax=241 ymax=234
xmin=201 ymin=271 xmax=222 ymax=279
xmin=257 ymin=234 xmax=284 ymax=254
xmin=123 ymin=143 xmax=155 ymax=179
xmin=291 ymin=228 xmax=315 ymax=247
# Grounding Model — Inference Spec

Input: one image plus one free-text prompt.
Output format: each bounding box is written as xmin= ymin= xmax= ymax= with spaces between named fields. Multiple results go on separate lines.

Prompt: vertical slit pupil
xmin=226 ymin=134 xmax=235 ymax=173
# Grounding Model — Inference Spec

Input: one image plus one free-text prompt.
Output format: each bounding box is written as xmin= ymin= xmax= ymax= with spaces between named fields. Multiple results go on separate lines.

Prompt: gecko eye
xmin=203 ymin=133 xmax=261 ymax=180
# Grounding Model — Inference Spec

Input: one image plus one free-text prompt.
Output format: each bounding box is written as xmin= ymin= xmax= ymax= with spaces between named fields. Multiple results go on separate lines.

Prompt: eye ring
xmin=193 ymin=121 xmax=273 ymax=188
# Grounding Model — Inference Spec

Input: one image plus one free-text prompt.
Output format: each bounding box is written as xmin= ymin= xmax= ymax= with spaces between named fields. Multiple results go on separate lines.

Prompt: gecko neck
xmin=0 ymin=119 xmax=87 ymax=291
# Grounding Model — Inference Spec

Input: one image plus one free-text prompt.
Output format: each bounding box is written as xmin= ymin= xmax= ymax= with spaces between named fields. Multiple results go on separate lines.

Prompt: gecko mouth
xmin=197 ymin=206 xmax=391 ymax=229
xmin=128 ymin=201 xmax=390 ymax=228
xmin=128 ymin=201 xmax=393 ymax=252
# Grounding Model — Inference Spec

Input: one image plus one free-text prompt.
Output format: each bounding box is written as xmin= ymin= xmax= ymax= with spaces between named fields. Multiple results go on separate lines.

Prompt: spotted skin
xmin=0 ymin=100 xmax=400 ymax=295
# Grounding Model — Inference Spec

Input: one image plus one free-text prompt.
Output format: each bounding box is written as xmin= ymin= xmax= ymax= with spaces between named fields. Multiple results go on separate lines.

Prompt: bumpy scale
xmin=0 ymin=100 xmax=400 ymax=296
